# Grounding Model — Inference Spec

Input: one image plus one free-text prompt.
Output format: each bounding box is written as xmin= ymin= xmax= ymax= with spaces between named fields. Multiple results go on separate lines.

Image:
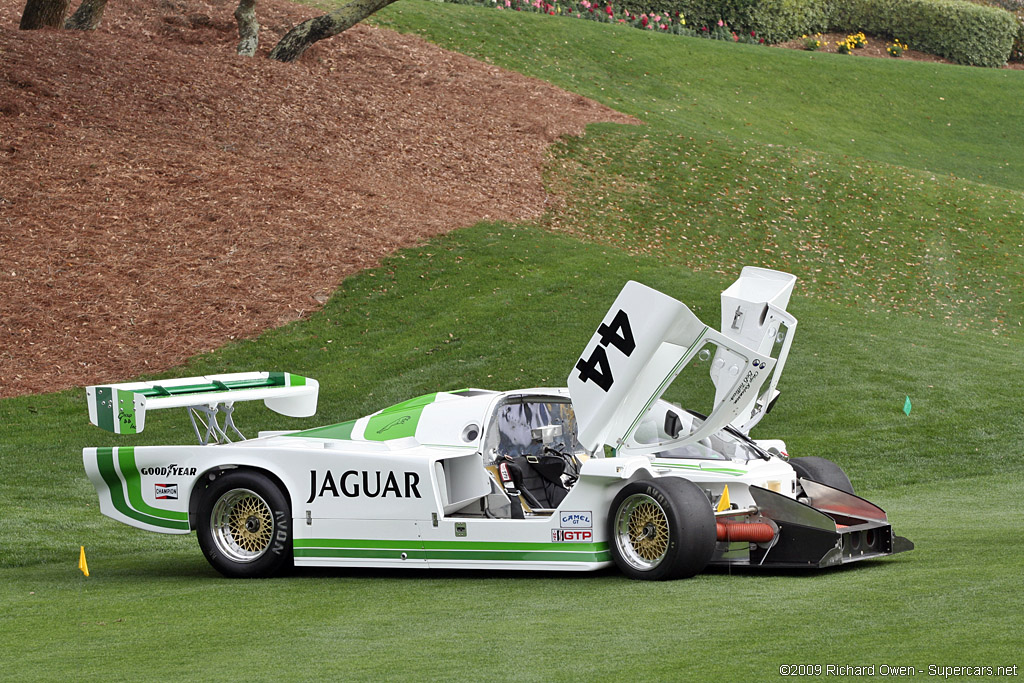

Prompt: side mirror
xmin=664 ymin=411 xmax=682 ymax=439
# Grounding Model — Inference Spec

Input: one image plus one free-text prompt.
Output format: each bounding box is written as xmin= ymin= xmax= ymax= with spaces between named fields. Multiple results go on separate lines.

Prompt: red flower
xmin=605 ymin=4 xmax=613 ymax=14
xmin=640 ymin=13 xmax=649 ymax=26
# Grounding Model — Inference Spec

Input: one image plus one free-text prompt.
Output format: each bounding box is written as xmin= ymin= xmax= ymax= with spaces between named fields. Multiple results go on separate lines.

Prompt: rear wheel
xmin=790 ymin=456 xmax=854 ymax=495
xmin=197 ymin=470 xmax=292 ymax=578
xmin=609 ymin=478 xmax=715 ymax=580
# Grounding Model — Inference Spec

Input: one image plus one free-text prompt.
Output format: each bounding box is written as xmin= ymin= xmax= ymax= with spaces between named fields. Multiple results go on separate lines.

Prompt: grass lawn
xmin=2 ymin=225 xmax=1021 ymax=679
xmin=372 ymin=1 xmax=1024 ymax=192
xmin=2 ymin=2 xmax=1023 ymax=679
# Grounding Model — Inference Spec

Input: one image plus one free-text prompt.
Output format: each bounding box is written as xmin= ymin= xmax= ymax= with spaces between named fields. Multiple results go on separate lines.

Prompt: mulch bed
xmin=0 ymin=0 xmax=635 ymax=398
xmin=3 ymin=4 xmax=1017 ymax=400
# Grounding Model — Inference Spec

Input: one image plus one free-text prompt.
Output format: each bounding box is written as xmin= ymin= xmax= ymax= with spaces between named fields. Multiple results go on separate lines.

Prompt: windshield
xmin=482 ymin=397 xmax=587 ymax=464
xmin=631 ymin=402 xmax=764 ymax=462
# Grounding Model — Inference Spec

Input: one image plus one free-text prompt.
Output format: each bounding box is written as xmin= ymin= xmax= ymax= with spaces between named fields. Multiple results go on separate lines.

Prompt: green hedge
xmin=831 ymin=0 xmax=1018 ymax=66
xmin=617 ymin=0 xmax=1017 ymax=65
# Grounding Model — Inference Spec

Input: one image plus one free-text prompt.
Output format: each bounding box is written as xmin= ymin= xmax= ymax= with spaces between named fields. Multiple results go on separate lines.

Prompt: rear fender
xmin=83 ymin=446 xmax=200 ymax=534
xmin=84 ymin=445 xmax=296 ymax=534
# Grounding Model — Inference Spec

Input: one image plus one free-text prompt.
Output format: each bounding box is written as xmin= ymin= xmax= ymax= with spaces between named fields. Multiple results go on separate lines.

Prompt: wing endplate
xmin=714 ymin=267 xmax=798 ymax=433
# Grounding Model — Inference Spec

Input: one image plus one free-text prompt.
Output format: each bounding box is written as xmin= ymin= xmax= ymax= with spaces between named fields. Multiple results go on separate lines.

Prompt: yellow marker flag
xmin=716 ymin=485 xmax=731 ymax=512
xmin=78 ymin=546 xmax=89 ymax=577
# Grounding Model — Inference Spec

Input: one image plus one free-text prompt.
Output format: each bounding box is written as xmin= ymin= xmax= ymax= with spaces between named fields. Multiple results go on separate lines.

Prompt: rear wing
xmin=86 ymin=371 xmax=318 ymax=442
xmin=713 ymin=267 xmax=798 ymax=434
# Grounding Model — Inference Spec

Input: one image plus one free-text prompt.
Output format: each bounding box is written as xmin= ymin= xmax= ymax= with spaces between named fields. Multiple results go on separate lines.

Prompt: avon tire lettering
xmin=271 ymin=509 xmax=288 ymax=555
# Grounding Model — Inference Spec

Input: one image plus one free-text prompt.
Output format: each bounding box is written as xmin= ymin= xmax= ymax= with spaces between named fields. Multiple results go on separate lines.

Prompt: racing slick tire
xmin=197 ymin=470 xmax=292 ymax=578
xmin=608 ymin=478 xmax=716 ymax=581
xmin=790 ymin=456 xmax=855 ymax=495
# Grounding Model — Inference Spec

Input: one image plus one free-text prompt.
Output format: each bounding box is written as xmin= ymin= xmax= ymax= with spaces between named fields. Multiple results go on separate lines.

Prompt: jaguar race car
xmin=83 ymin=267 xmax=912 ymax=580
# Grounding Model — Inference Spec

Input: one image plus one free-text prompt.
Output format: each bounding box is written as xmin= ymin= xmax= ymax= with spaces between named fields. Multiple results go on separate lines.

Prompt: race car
xmin=83 ymin=267 xmax=912 ymax=580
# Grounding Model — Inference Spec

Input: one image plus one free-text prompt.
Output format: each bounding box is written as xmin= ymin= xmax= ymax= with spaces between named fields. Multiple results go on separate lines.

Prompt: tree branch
xmin=268 ymin=0 xmax=400 ymax=62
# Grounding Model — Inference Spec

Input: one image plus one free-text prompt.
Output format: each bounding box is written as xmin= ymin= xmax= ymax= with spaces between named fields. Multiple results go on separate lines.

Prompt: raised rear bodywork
xmin=83 ymin=268 xmax=912 ymax=579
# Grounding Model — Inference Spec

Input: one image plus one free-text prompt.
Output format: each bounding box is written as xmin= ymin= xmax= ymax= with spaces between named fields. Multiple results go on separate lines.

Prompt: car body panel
xmin=82 ymin=268 xmax=913 ymax=576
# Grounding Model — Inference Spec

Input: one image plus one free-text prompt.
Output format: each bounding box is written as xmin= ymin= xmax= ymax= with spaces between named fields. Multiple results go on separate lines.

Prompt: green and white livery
xmin=82 ymin=268 xmax=912 ymax=580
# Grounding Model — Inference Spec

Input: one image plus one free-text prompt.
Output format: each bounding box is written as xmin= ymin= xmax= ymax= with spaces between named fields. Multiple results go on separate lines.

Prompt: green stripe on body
xmin=653 ymin=461 xmax=747 ymax=476
xmin=364 ymin=393 xmax=438 ymax=442
xmin=115 ymin=448 xmax=188 ymax=521
xmin=114 ymin=388 xmax=138 ymax=434
xmin=136 ymin=373 xmax=295 ymax=398
xmin=292 ymin=419 xmax=357 ymax=440
xmin=294 ymin=538 xmax=610 ymax=563
xmin=295 ymin=548 xmax=612 ymax=562
xmin=95 ymin=447 xmax=190 ymax=531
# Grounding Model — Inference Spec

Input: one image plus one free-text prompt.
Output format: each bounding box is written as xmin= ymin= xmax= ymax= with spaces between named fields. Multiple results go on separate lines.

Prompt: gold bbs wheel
xmin=614 ymin=493 xmax=670 ymax=570
xmin=210 ymin=488 xmax=274 ymax=563
xmin=608 ymin=479 xmax=716 ymax=580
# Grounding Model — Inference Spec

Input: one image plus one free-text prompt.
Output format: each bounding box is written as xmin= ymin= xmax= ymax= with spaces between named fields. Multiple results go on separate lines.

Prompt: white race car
xmin=83 ymin=267 xmax=912 ymax=580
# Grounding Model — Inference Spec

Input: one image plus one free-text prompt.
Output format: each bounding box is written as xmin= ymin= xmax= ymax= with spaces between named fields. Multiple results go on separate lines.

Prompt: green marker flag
xmin=903 ymin=396 xmax=912 ymax=416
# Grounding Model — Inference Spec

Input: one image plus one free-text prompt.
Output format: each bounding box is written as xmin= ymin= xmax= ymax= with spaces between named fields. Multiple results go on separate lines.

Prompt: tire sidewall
xmin=790 ymin=456 xmax=855 ymax=495
xmin=197 ymin=470 xmax=292 ymax=578
xmin=608 ymin=478 xmax=715 ymax=581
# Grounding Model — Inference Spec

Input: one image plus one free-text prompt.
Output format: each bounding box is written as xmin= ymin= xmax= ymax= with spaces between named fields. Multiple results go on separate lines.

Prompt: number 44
xmin=575 ymin=309 xmax=635 ymax=392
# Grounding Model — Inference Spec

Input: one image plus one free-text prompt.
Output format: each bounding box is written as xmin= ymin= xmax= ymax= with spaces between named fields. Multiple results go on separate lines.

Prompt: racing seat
xmin=495 ymin=450 xmax=576 ymax=511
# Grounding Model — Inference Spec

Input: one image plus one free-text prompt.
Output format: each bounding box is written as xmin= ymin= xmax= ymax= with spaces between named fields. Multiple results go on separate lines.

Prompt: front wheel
xmin=608 ymin=478 xmax=716 ymax=580
xmin=197 ymin=470 xmax=292 ymax=578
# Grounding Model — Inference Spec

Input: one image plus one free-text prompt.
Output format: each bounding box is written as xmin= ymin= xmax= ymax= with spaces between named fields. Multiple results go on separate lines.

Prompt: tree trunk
xmin=234 ymin=0 xmax=259 ymax=57
xmin=268 ymin=0 xmax=400 ymax=63
xmin=64 ymin=0 xmax=108 ymax=29
xmin=19 ymin=0 xmax=72 ymax=29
